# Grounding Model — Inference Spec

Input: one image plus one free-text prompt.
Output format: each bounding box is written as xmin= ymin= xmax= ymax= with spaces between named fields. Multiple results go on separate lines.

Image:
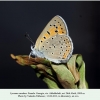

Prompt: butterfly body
xmin=30 ymin=15 xmax=73 ymax=63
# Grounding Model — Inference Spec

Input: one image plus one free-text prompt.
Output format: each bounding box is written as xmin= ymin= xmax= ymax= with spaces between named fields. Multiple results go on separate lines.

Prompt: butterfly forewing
xmin=34 ymin=15 xmax=69 ymax=50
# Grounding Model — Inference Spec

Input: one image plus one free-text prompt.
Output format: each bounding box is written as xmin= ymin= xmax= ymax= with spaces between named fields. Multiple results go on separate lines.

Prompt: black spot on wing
xmin=47 ymin=31 xmax=50 ymax=35
xmin=55 ymin=30 xmax=58 ymax=33
xmin=44 ymin=37 xmax=46 ymax=39
xmin=52 ymin=37 xmax=54 ymax=39
xmin=59 ymin=41 xmax=61 ymax=43
xmin=61 ymin=28 xmax=63 ymax=30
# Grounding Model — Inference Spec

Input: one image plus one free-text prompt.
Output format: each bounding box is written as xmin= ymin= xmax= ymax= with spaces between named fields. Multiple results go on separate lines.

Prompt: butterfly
xmin=26 ymin=15 xmax=73 ymax=63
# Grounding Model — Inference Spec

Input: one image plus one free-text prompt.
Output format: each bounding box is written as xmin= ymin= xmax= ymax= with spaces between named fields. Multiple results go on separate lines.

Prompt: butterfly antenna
xmin=25 ymin=33 xmax=34 ymax=46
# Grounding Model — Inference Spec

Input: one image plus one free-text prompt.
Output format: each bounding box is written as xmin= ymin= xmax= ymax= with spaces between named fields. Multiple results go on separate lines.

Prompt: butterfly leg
xmin=28 ymin=45 xmax=34 ymax=59
xmin=31 ymin=45 xmax=34 ymax=51
xmin=29 ymin=51 xmax=33 ymax=59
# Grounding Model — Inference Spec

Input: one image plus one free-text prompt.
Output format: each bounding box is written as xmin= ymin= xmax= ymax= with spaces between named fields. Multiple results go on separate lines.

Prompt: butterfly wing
xmin=34 ymin=15 xmax=69 ymax=50
xmin=39 ymin=34 xmax=73 ymax=63
xmin=32 ymin=15 xmax=73 ymax=63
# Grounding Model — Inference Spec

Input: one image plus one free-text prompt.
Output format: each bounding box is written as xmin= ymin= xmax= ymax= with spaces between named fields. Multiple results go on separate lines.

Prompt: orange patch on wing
xmin=49 ymin=27 xmax=57 ymax=36
xmin=40 ymin=27 xmax=56 ymax=42
xmin=57 ymin=25 xmax=66 ymax=34
xmin=62 ymin=53 xmax=67 ymax=59
xmin=62 ymin=50 xmax=70 ymax=59
xmin=62 ymin=44 xmax=72 ymax=59
xmin=40 ymin=25 xmax=66 ymax=42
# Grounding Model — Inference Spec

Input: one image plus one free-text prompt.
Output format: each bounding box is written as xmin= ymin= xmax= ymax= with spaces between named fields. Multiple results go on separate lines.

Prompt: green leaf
xmin=51 ymin=64 xmax=77 ymax=89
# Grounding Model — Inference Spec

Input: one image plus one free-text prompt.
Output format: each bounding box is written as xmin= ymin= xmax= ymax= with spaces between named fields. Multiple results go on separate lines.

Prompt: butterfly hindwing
xmin=40 ymin=34 xmax=73 ymax=63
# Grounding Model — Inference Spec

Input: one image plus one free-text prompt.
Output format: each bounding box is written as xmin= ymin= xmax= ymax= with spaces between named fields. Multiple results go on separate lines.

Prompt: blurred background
xmin=0 ymin=1 xmax=100 ymax=89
